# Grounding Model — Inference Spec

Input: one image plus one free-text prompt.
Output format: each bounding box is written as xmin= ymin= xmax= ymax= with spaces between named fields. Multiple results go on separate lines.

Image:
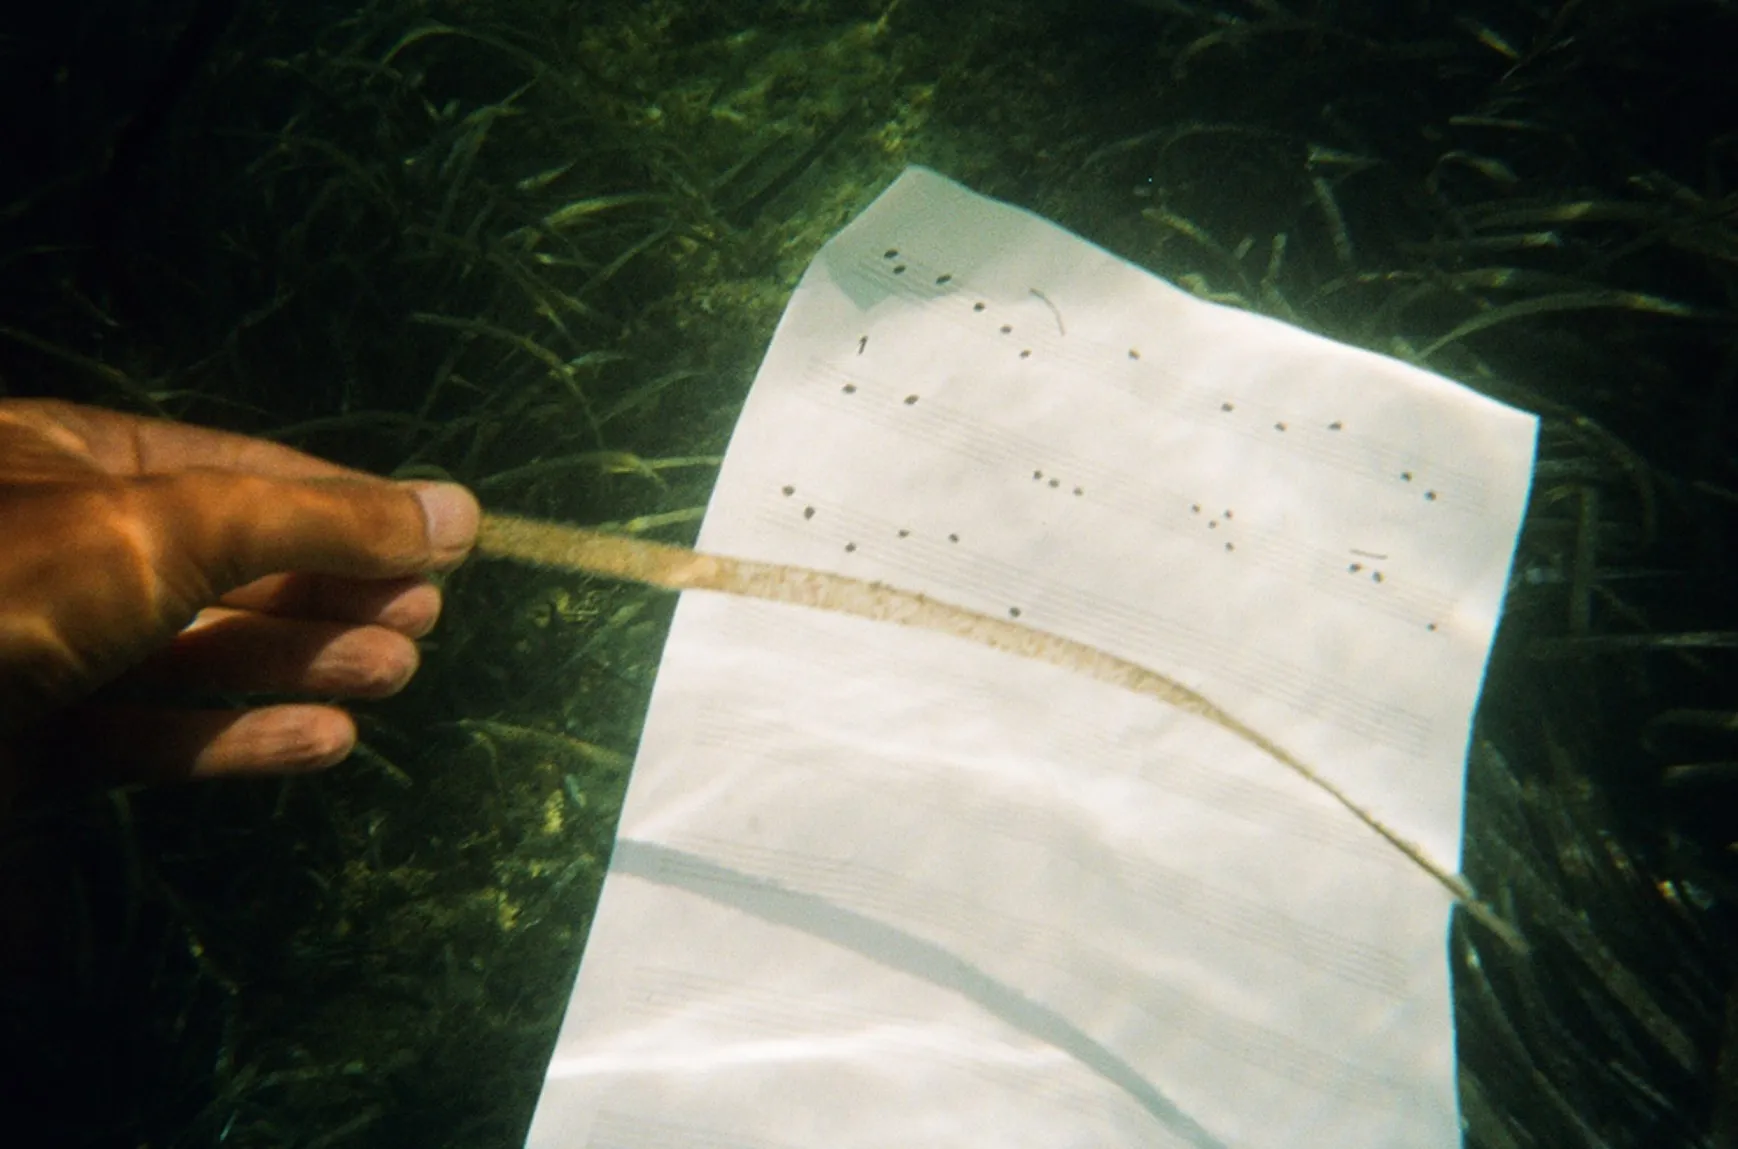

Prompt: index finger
xmin=2 ymin=399 xmax=380 ymax=481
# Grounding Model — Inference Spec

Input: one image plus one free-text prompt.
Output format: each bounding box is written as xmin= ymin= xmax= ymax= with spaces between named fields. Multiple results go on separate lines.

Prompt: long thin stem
xmin=473 ymin=511 xmax=1528 ymax=955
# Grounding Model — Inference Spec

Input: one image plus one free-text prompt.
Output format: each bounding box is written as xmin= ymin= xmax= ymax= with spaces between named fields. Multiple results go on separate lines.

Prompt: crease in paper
xmin=524 ymin=167 xmax=1537 ymax=1149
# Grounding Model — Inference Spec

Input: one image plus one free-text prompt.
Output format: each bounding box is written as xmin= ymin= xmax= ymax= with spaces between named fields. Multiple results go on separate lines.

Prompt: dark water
xmin=1 ymin=1 xmax=1735 ymax=1145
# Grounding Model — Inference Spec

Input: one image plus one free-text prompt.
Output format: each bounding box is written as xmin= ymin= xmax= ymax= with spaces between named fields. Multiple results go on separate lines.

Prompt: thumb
xmin=143 ymin=472 xmax=480 ymax=600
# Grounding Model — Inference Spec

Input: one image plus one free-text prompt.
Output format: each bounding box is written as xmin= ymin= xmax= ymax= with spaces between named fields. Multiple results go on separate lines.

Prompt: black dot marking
xmin=1019 ymin=349 xmax=1032 ymax=358
xmin=903 ymin=394 xmax=919 ymax=405
xmin=1372 ymin=571 xmax=1384 ymax=584
xmin=842 ymin=383 xmax=857 ymax=393
xmin=1424 ymin=490 xmax=1437 ymax=502
xmin=999 ymin=324 xmax=1013 ymax=334
xmin=1329 ymin=420 xmax=1343 ymax=430
xmin=1191 ymin=504 xmax=1201 ymax=513
xmin=1221 ymin=402 xmax=1234 ymax=412
xmin=892 ymin=264 xmax=907 ymax=275
xmin=1008 ymin=606 xmax=1022 ymax=619
xmin=803 ymin=506 xmax=816 ymax=520
xmin=781 ymin=485 xmax=795 ymax=496
xmin=1128 ymin=349 xmax=1141 ymax=360
xmin=973 ymin=301 xmax=986 ymax=312
xmin=948 ymin=533 xmax=960 ymax=543
xmin=856 ymin=336 xmax=867 ymax=355
xmin=1427 ymin=622 xmax=1438 ymax=632
xmin=1033 ymin=469 xmax=1043 ymax=480
xmin=1072 ymin=487 xmax=1083 ymax=496
xmin=844 ymin=542 xmax=857 ymax=553
xmin=1225 ymin=542 xmax=1234 ymax=551
xmin=1401 ymin=471 xmax=1413 ymax=482
xmin=1208 ymin=519 xmax=1218 ymax=529
xmin=883 ymin=249 xmax=899 ymax=259
xmin=897 ymin=528 xmax=910 ymax=538
xmin=1048 ymin=478 xmax=1060 ymax=488
xmin=1222 ymin=509 xmax=1233 ymax=520
xmin=1274 ymin=422 xmax=1287 ymax=432
xmin=936 ymin=273 xmax=953 ymax=285
xmin=1348 ymin=562 xmax=1362 ymax=573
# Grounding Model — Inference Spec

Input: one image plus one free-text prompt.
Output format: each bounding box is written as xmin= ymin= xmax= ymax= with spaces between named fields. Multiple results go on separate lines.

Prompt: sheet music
xmin=524 ymin=167 xmax=1537 ymax=1148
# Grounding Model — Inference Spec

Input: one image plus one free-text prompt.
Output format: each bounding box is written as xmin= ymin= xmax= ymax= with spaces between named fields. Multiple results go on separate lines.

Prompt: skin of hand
xmin=0 ymin=398 xmax=480 ymax=814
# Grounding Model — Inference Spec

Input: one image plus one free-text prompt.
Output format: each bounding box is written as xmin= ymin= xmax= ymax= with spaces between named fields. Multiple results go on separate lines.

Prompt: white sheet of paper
xmin=524 ymin=167 xmax=1537 ymax=1148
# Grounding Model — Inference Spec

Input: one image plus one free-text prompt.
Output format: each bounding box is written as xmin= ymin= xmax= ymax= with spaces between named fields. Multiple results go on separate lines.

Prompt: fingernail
xmin=412 ymin=482 xmax=480 ymax=567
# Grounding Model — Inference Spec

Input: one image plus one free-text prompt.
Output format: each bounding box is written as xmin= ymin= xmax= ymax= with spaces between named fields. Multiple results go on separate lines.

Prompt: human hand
xmin=0 ymin=399 xmax=479 ymax=812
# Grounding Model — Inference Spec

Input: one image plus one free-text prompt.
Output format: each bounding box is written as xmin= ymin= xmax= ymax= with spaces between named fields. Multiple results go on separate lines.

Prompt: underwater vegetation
xmin=0 ymin=0 xmax=1735 ymax=1146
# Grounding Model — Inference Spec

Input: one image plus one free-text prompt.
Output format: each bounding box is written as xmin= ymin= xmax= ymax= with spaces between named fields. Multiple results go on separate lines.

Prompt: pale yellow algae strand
xmin=475 ymin=511 xmax=1525 ymax=954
